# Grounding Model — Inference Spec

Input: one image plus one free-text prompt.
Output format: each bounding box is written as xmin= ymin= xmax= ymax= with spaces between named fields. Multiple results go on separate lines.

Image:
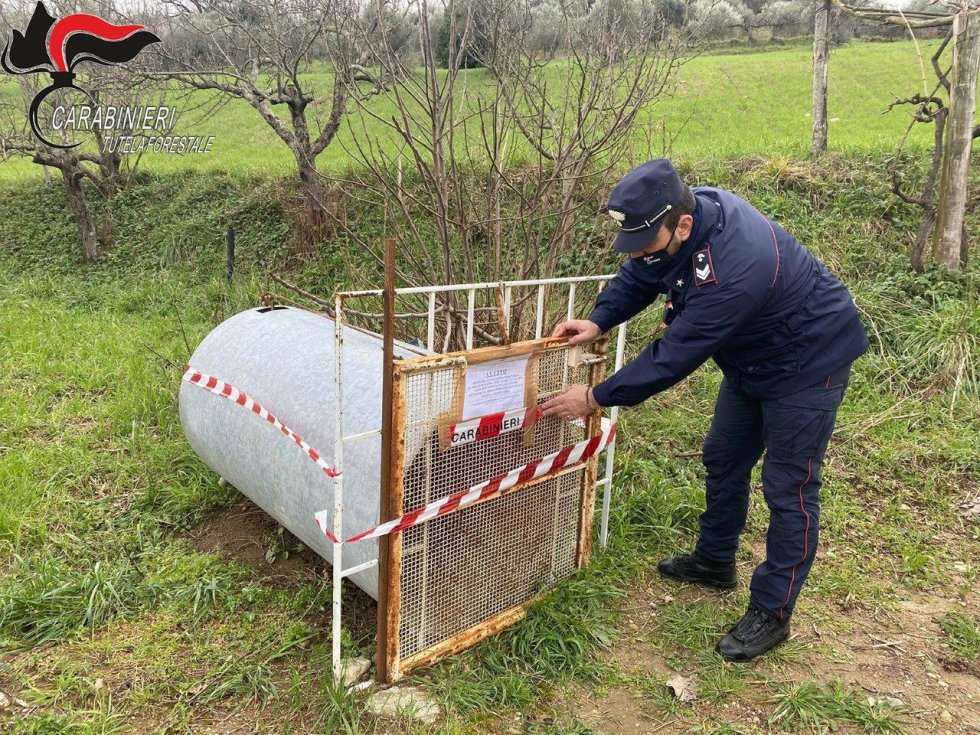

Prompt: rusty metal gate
xmin=267 ymin=270 xmax=631 ymax=683
xmin=378 ymin=339 xmax=608 ymax=679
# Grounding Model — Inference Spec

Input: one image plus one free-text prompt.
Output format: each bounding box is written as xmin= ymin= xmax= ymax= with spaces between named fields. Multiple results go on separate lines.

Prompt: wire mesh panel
xmin=384 ymin=340 xmax=607 ymax=678
xmin=310 ymin=274 xmax=627 ymax=682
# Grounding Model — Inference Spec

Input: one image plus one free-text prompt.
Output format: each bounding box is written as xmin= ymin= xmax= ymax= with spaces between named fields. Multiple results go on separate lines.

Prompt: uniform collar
xmin=661 ymin=195 xmax=720 ymax=285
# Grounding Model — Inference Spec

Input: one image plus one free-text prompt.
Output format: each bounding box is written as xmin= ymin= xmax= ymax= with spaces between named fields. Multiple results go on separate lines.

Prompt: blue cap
xmin=606 ymin=159 xmax=686 ymax=253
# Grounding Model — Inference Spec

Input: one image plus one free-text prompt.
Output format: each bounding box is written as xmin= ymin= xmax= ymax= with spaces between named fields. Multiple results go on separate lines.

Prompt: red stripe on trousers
xmin=780 ymin=456 xmax=813 ymax=619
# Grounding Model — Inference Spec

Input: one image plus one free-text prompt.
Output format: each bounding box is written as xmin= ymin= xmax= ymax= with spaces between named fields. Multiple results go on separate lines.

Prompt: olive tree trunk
xmin=812 ymin=0 xmax=831 ymax=155
xmin=933 ymin=10 xmax=980 ymax=269
xmin=61 ymin=169 xmax=101 ymax=262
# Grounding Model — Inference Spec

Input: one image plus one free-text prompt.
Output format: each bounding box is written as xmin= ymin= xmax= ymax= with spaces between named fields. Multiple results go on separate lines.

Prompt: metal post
xmin=560 ymin=283 xmax=577 ymax=392
xmin=337 ymin=274 xmax=614 ymax=299
xmin=599 ymin=322 xmax=627 ymax=548
xmin=534 ymin=284 xmax=545 ymax=339
xmin=331 ymin=292 xmax=346 ymax=680
xmin=426 ymin=291 xmax=436 ymax=353
xmin=376 ymin=238 xmax=397 ymax=682
xmin=225 ymin=227 xmax=235 ymax=282
xmin=466 ymin=288 xmax=475 ymax=349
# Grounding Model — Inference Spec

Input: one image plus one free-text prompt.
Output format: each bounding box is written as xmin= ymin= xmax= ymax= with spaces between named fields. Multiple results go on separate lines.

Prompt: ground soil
xmin=565 ymin=580 xmax=980 ymax=735
xmin=188 ymin=501 xmax=979 ymax=734
xmin=188 ymin=499 xmax=326 ymax=587
xmin=187 ymin=498 xmax=379 ymax=648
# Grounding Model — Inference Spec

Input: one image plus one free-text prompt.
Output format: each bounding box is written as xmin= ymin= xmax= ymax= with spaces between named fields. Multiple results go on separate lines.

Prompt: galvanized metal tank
xmin=178 ymin=305 xmax=425 ymax=600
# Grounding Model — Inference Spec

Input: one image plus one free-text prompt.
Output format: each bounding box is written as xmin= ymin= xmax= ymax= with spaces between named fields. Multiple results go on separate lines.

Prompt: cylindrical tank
xmin=178 ymin=306 xmax=424 ymax=599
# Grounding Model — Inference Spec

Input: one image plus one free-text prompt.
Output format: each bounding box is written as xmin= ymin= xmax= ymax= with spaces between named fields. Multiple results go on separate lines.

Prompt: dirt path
xmin=564 ymin=582 xmax=979 ymax=734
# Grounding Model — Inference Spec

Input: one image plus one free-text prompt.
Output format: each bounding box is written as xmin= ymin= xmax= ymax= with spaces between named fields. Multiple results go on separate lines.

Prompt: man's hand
xmin=541 ymin=384 xmax=593 ymax=421
xmin=552 ymin=319 xmax=601 ymax=346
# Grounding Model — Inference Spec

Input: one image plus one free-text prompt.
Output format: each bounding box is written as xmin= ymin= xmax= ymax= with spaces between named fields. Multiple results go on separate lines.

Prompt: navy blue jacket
xmin=589 ymin=187 xmax=869 ymax=407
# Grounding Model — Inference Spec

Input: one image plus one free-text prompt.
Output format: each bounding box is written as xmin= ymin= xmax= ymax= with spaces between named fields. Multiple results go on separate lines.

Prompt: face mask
xmin=635 ymin=249 xmax=675 ymax=279
xmin=633 ymin=222 xmax=681 ymax=279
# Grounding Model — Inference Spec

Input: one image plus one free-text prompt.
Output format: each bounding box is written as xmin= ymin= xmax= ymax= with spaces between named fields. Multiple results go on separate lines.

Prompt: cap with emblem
xmin=606 ymin=159 xmax=686 ymax=253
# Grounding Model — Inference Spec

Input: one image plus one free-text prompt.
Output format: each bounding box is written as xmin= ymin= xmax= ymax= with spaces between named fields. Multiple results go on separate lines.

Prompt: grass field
xmin=0 ymin=38 xmax=978 ymax=735
xmin=0 ymin=39 xmax=961 ymax=182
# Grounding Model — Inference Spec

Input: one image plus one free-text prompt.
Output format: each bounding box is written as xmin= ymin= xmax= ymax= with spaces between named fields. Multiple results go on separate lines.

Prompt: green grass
xmin=5 ymin=165 xmax=975 ymax=730
xmin=0 ymin=39 xmax=963 ymax=183
xmin=940 ymin=612 xmax=980 ymax=662
xmin=768 ymin=679 xmax=908 ymax=734
xmin=0 ymin=53 xmax=978 ymax=732
xmin=0 ymin=556 xmax=144 ymax=645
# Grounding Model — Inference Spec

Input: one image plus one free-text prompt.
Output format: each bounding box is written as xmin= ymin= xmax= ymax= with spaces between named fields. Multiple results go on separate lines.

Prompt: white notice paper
xmin=461 ymin=356 xmax=529 ymax=420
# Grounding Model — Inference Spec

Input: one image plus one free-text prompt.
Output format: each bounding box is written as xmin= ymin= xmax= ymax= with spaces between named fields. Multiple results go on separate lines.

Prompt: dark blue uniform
xmin=588 ymin=187 xmax=869 ymax=620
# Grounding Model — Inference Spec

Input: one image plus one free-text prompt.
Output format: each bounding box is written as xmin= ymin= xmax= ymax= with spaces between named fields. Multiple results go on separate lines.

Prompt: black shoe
xmin=657 ymin=552 xmax=737 ymax=590
xmin=715 ymin=607 xmax=791 ymax=662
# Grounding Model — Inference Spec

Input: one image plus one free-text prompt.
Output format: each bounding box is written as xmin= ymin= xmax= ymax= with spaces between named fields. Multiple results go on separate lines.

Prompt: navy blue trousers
xmin=694 ymin=364 xmax=851 ymax=621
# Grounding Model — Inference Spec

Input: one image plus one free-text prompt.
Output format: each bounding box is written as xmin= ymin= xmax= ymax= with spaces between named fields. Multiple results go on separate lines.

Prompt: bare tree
xmin=0 ymin=72 xmax=146 ymax=262
xmin=147 ymin=0 xmax=363 ymax=236
xmin=483 ymin=0 xmax=688 ymax=275
xmin=317 ymin=0 xmax=689 ymax=346
xmin=0 ymin=0 xmax=179 ymax=261
xmin=0 ymin=77 xmax=103 ymax=261
xmin=831 ymin=0 xmax=975 ymax=271
xmin=811 ymin=0 xmax=830 ymax=155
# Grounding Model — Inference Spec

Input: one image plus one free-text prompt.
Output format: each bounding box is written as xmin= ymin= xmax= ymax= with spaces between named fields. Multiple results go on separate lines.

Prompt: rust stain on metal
xmin=380 ymin=367 xmax=407 ymax=682
xmin=396 ymin=355 xmax=468 ymax=372
xmin=326 ymin=278 xmax=623 ymax=685
xmin=388 ymin=341 xmax=605 ymax=675
xmin=576 ymin=340 xmax=608 ymax=568
xmin=402 ymin=337 xmax=564 ymax=369
xmin=377 ymin=238 xmax=402 ymax=684
xmin=398 ymin=598 xmax=537 ymax=675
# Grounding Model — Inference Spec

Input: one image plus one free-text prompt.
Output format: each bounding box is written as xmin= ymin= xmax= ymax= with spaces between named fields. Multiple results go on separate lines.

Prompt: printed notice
xmin=461 ymin=356 xmax=529 ymax=420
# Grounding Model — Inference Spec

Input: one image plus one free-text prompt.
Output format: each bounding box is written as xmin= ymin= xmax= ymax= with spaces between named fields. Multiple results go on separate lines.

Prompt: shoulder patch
xmin=692 ymin=248 xmax=717 ymax=287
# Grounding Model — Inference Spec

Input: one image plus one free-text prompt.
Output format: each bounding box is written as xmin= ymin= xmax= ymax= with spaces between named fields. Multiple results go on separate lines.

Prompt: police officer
xmin=541 ymin=159 xmax=869 ymax=661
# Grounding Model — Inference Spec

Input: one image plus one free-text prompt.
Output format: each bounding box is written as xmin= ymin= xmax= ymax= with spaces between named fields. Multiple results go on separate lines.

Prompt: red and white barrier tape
xmin=180 ymin=364 xmax=614 ymax=546
xmin=314 ymin=421 xmax=616 ymax=545
xmin=182 ymin=365 xmax=340 ymax=479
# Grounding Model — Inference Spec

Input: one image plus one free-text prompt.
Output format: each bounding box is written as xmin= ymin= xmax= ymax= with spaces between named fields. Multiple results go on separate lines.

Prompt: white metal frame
xmin=327 ymin=275 xmax=630 ymax=680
